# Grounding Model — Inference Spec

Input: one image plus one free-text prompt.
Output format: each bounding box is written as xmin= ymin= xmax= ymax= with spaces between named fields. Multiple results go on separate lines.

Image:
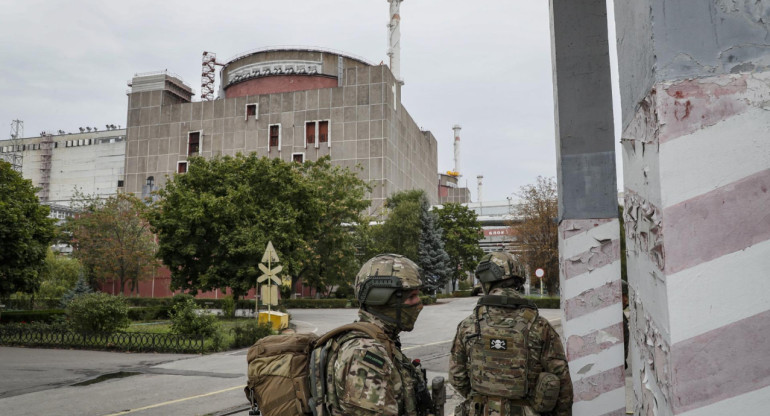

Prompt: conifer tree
xmin=417 ymin=198 xmax=451 ymax=293
xmin=60 ymin=274 xmax=93 ymax=308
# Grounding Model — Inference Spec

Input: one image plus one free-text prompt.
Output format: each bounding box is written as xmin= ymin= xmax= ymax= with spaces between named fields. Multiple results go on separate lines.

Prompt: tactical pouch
xmin=467 ymin=303 xmax=538 ymax=399
xmin=530 ymin=372 xmax=559 ymax=413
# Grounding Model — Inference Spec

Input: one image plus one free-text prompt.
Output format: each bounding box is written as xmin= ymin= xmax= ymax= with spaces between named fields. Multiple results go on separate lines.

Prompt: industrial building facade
xmin=0 ymin=129 xmax=126 ymax=210
xmin=124 ymin=48 xmax=439 ymax=213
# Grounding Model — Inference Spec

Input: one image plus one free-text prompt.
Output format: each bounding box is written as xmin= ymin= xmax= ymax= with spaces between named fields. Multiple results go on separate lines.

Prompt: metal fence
xmin=0 ymin=326 xmax=204 ymax=354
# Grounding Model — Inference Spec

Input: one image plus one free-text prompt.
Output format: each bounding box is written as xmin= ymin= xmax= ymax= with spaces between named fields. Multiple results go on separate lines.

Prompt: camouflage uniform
xmin=324 ymin=310 xmax=425 ymax=415
xmin=449 ymin=288 xmax=573 ymax=416
xmin=322 ymin=254 xmax=430 ymax=416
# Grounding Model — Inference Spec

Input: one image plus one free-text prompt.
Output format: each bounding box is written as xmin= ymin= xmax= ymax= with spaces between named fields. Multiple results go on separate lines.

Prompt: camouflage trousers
xmin=455 ymin=397 xmax=539 ymax=416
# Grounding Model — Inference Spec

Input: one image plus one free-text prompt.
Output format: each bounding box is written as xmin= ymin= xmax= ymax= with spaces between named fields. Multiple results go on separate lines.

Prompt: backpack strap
xmin=310 ymin=322 xmax=396 ymax=416
xmin=314 ymin=321 xmax=395 ymax=357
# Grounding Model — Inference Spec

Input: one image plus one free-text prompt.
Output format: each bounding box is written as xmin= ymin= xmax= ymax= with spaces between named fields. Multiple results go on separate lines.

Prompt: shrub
xmin=66 ymin=293 xmax=130 ymax=333
xmin=334 ymin=283 xmax=354 ymax=299
xmin=221 ymin=296 xmax=235 ymax=318
xmin=419 ymin=295 xmax=436 ymax=305
xmin=230 ymin=319 xmax=274 ymax=349
xmin=169 ymin=297 xmax=218 ymax=337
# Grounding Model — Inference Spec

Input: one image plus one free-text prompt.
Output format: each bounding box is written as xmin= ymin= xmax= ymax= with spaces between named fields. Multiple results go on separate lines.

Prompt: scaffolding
xmin=38 ymin=133 xmax=53 ymax=202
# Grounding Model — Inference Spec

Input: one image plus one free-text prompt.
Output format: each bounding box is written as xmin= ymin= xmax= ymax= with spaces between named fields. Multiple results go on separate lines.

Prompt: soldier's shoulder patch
xmin=363 ymin=351 xmax=386 ymax=368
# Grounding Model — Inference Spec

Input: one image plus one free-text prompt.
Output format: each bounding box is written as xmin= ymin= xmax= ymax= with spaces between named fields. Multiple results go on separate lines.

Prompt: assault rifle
xmin=412 ymin=359 xmax=446 ymax=416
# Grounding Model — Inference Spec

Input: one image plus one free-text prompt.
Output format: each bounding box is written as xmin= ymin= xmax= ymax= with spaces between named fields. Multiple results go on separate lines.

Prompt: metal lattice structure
xmin=201 ymin=51 xmax=217 ymax=101
xmin=2 ymin=119 xmax=24 ymax=172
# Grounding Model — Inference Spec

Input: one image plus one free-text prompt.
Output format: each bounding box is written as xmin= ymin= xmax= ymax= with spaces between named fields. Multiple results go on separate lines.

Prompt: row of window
xmin=0 ymin=136 xmax=124 ymax=153
xmin=185 ymin=121 xmax=331 ymax=156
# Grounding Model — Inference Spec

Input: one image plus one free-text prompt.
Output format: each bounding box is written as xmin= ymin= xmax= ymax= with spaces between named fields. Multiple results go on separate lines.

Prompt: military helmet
xmin=355 ymin=254 xmax=422 ymax=306
xmin=475 ymin=251 xmax=526 ymax=290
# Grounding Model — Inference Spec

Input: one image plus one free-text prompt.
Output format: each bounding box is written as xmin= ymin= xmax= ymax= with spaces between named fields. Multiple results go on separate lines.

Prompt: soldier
xmin=449 ymin=252 xmax=573 ymax=416
xmin=319 ymin=254 xmax=435 ymax=415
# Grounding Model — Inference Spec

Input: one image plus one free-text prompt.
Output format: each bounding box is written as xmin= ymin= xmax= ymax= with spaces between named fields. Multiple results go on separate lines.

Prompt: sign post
xmin=535 ymin=268 xmax=545 ymax=297
xmin=256 ymin=241 xmax=288 ymax=329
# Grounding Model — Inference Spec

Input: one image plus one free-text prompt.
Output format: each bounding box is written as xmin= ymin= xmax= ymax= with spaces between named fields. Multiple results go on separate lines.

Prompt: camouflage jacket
xmin=449 ymin=288 xmax=573 ymax=416
xmin=323 ymin=310 xmax=423 ymax=416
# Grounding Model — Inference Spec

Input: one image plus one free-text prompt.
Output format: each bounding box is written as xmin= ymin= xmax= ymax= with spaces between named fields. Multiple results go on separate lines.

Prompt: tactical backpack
xmin=467 ymin=295 xmax=539 ymax=400
xmin=245 ymin=322 xmax=394 ymax=416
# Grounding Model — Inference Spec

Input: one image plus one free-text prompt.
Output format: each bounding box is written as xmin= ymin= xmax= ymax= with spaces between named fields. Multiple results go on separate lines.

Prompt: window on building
xmin=117 ymin=180 xmax=124 ymax=188
xmin=246 ymin=103 xmax=258 ymax=120
xmin=269 ymin=125 xmax=280 ymax=148
xmin=318 ymin=121 xmax=329 ymax=143
xmin=306 ymin=122 xmax=315 ymax=146
xmin=292 ymin=153 xmax=305 ymax=163
xmin=178 ymin=161 xmax=188 ymax=173
xmin=188 ymin=131 xmax=201 ymax=155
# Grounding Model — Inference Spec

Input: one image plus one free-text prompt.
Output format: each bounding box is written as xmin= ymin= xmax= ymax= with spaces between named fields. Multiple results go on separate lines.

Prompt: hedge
xmin=127 ymin=306 xmax=171 ymax=321
xmin=0 ymin=309 xmax=66 ymax=323
xmin=1 ymin=298 xmax=62 ymax=310
xmin=281 ymin=298 xmax=352 ymax=308
xmin=526 ymin=297 xmax=561 ymax=309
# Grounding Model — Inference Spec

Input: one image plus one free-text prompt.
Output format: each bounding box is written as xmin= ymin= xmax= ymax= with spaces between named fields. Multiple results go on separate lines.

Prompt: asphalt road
xmin=0 ymin=297 xmax=564 ymax=416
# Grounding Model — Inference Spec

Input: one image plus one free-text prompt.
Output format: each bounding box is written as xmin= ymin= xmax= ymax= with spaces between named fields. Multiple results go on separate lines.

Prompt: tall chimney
xmin=477 ymin=175 xmax=484 ymax=204
xmin=452 ymin=124 xmax=461 ymax=175
xmin=387 ymin=0 xmax=404 ymax=82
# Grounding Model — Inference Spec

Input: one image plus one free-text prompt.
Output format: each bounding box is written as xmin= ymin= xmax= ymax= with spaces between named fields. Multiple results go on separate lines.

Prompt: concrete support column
xmin=550 ymin=1 xmax=626 ymax=415
xmin=614 ymin=1 xmax=770 ymax=414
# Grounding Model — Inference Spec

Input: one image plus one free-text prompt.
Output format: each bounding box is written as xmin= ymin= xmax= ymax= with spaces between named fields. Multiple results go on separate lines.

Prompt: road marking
xmin=291 ymin=320 xmax=319 ymax=333
xmin=402 ymin=339 xmax=452 ymax=351
xmin=101 ymin=385 xmax=244 ymax=415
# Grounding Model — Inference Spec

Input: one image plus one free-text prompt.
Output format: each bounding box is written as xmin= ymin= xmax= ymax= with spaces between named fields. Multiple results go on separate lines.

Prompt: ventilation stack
xmin=387 ymin=0 xmax=404 ymax=83
xmin=452 ymin=124 xmax=461 ymax=175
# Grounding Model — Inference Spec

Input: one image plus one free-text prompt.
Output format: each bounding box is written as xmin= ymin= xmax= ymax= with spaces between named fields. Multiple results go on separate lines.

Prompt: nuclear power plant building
xmin=125 ymin=47 xmax=439 ymax=212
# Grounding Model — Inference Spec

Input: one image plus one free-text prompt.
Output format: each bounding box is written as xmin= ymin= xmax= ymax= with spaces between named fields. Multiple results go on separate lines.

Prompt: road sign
xmin=258 ymin=263 xmax=282 ymax=276
xmin=261 ymin=285 xmax=279 ymax=306
xmin=261 ymin=241 xmax=280 ymax=263
xmin=535 ymin=268 xmax=545 ymax=278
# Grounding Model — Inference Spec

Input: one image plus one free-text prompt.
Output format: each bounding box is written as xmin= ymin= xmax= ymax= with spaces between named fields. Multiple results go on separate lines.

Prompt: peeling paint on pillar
xmin=559 ymin=219 xmax=625 ymax=415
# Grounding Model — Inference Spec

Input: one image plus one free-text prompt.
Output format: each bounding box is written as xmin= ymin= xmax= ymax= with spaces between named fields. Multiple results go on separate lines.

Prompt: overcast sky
xmin=0 ymin=0 xmax=622 ymax=202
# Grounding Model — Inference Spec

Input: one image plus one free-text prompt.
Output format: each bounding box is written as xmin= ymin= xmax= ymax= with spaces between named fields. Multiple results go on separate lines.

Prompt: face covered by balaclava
xmin=369 ymin=289 xmax=423 ymax=332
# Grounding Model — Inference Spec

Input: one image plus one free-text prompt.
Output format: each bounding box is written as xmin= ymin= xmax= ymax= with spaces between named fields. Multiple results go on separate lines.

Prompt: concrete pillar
xmin=614 ymin=1 xmax=770 ymax=414
xmin=549 ymin=1 xmax=626 ymax=415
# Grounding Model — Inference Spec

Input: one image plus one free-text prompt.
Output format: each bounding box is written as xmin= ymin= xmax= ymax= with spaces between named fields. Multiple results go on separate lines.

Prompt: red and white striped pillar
xmin=559 ymin=219 xmax=626 ymax=415
xmin=614 ymin=1 xmax=770 ymax=414
xmin=550 ymin=0 xmax=627 ymax=414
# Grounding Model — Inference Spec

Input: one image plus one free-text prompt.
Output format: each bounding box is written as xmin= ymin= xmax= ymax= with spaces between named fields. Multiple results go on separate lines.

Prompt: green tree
xmin=148 ymin=155 xmax=371 ymax=299
xmin=64 ymin=192 xmax=157 ymax=295
xmin=60 ymin=274 xmax=93 ymax=308
xmin=377 ymin=190 xmax=424 ymax=261
xmin=434 ymin=203 xmax=484 ymax=290
xmin=37 ymin=249 xmax=84 ymax=299
xmin=0 ymin=161 xmax=56 ymax=297
xmin=511 ymin=176 xmax=559 ymax=295
xmin=295 ymin=158 xmax=371 ymax=295
xmin=418 ymin=198 xmax=452 ymax=292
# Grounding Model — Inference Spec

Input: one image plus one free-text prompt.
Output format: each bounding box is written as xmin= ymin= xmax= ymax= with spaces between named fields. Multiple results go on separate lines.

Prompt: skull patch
xmin=490 ymin=338 xmax=507 ymax=350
